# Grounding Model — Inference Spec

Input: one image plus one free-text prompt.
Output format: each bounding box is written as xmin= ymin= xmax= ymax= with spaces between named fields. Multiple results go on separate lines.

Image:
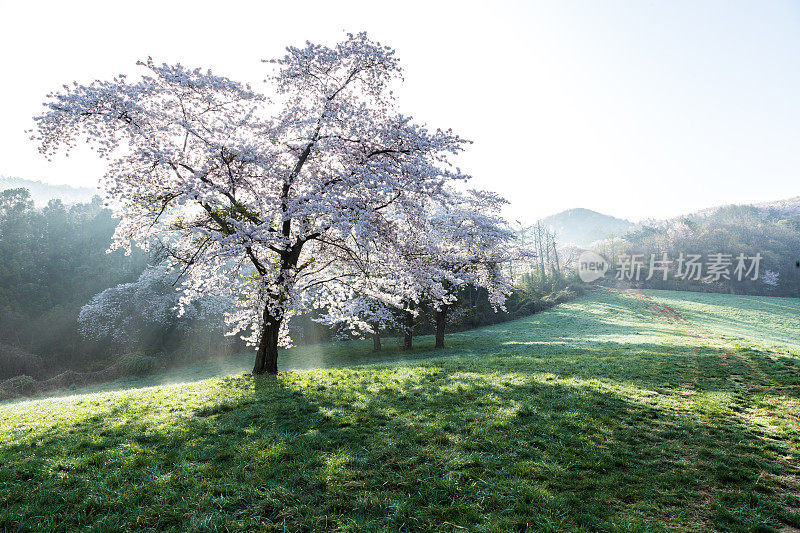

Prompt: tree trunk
xmin=551 ymin=234 xmax=561 ymax=273
xmin=372 ymin=332 xmax=382 ymax=352
xmin=253 ymin=311 xmax=281 ymax=375
xmin=435 ymin=306 xmax=448 ymax=349
xmin=403 ymin=309 xmax=414 ymax=350
xmin=536 ymin=221 xmax=546 ymax=280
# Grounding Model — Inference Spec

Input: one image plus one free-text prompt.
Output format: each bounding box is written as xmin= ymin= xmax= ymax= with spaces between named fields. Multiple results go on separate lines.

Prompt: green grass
xmin=1 ymin=289 xmax=799 ymax=531
xmin=645 ymin=290 xmax=800 ymax=355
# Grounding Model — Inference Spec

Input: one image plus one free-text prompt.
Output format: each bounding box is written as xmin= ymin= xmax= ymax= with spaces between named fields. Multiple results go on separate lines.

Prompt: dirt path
xmin=628 ymin=288 xmax=768 ymax=383
xmin=617 ymin=288 xmax=800 ymax=430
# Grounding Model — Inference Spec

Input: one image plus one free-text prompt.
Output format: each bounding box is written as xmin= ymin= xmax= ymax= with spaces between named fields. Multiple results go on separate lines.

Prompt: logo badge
xmin=577 ymin=250 xmax=609 ymax=283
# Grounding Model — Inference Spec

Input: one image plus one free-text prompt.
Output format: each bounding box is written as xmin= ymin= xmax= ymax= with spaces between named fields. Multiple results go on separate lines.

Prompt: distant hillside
xmin=694 ymin=196 xmax=800 ymax=219
xmin=0 ymin=177 xmax=97 ymax=206
xmin=604 ymin=196 xmax=800 ymax=297
xmin=754 ymin=196 xmax=800 ymax=217
xmin=542 ymin=208 xmax=633 ymax=247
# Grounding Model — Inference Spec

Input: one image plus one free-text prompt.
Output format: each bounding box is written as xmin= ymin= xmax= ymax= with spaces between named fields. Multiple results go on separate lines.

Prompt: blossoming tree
xmin=34 ymin=33 xmax=477 ymax=374
xmin=386 ymin=188 xmax=516 ymax=349
xmin=78 ymin=264 xmax=229 ymax=351
xmin=313 ymin=295 xmax=400 ymax=352
xmin=315 ymin=187 xmax=518 ymax=350
xmin=423 ymin=189 xmax=517 ymax=348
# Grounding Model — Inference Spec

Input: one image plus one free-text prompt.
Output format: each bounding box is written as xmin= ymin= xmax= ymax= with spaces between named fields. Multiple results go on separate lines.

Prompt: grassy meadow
xmin=1 ymin=289 xmax=799 ymax=531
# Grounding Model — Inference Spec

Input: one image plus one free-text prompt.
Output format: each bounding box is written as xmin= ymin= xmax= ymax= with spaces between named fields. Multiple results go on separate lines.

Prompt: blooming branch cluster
xmin=78 ymin=264 xmax=229 ymax=346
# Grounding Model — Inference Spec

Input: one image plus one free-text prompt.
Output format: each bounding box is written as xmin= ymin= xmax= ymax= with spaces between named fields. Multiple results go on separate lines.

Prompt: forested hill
xmin=542 ymin=208 xmax=634 ymax=247
xmin=754 ymin=196 xmax=800 ymax=216
xmin=694 ymin=196 xmax=800 ymax=218
xmin=594 ymin=201 xmax=800 ymax=297
xmin=0 ymin=177 xmax=97 ymax=206
xmin=544 ymin=197 xmax=800 ymax=248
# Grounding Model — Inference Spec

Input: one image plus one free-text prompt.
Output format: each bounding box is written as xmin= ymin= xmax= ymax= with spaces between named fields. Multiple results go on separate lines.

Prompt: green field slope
xmin=1 ymin=290 xmax=799 ymax=531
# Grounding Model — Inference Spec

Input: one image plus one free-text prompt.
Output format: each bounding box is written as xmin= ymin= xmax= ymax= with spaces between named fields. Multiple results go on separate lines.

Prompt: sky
xmin=0 ymin=0 xmax=798 ymax=223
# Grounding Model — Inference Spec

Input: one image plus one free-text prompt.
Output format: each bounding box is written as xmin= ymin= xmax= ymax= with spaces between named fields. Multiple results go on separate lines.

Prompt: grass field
xmin=1 ymin=289 xmax=799 ymax=531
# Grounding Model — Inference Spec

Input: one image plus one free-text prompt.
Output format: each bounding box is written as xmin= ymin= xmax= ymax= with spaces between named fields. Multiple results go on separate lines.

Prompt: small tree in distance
xmin=316 ymin=188 xmax=518 ymax=351
xmin=33 ymin=33 xmax=509 ymax=374
xmin=78 ymin=264 xmax=230 ymax=353
xmin=313 ymin=296 xmax=400 ymax=352
xmin=424 ymin=190 xmax=517 ymax=348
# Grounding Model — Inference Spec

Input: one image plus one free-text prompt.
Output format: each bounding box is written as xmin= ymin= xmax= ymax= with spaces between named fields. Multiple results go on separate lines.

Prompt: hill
xmin=0 ymin=176 xmax=97 ymax=206
xmin=755 ymin=196 xmax=800 ymax=217
xmin=547 ymin=196 xmax=800 ymax=248
xmin=2 ymin=289 xmax=799 ymax=531
xmin=606 ymin=199 xmax=800 ymax=297
xmin=693 ymin=195 xmax=800 ymax=218
xmin=542 ymin=208 xmax=633 ymax=247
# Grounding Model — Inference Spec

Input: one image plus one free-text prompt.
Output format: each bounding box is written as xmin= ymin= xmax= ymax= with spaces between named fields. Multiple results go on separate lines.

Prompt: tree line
xmin=591 ymin=204 xmax=800 ymax=296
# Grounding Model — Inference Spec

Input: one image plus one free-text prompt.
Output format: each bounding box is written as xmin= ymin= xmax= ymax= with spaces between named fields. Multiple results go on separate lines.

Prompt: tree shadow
xmin=4 ymin=364 xmax=799 ymax=531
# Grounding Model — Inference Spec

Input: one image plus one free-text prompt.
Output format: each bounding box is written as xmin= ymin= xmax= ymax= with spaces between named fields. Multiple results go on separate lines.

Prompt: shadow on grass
xmin=3 ymin=360 xmax=799 ymax=532
xmin=3 ymin=289 xmax=799 ymax=530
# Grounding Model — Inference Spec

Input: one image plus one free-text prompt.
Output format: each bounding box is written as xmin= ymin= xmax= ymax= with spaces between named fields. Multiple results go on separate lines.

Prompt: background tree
xmin=313 ymin=296 xmax=401 ymax=352
xmin=0 ymin=190 xmax=146 ymax=370
xmin=78 ymin=264 xmax=231 ymax=356
xmin=420 ymin=189 xmax=516 ymax=348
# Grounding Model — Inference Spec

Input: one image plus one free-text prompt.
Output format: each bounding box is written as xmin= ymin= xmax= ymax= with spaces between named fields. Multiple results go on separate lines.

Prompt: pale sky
xmin=1 ymin=0 xmax=798 ymax=223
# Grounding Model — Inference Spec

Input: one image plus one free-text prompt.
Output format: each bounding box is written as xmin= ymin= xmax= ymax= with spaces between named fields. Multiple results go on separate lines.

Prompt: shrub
xmin=0 ymin=374 xmax=37 ymax=398
xmin=0 ymin=344 xmax=42 ymax=380
xmin=114 ymin=353 xmax=160 ymax=377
